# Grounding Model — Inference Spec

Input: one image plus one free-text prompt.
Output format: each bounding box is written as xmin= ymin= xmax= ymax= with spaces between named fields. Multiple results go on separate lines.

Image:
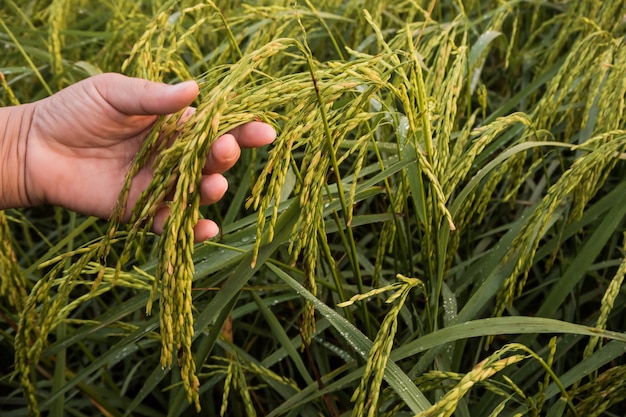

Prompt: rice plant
xmin=1 ymin=0 xmax=625 ymax=416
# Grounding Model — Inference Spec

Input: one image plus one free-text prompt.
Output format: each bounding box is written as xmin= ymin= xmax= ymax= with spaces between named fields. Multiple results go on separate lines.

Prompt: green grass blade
xmin=534 ymin=179 xmax=626 ymax=318
xmin=268 ymin=262 xmax=432 ymax=413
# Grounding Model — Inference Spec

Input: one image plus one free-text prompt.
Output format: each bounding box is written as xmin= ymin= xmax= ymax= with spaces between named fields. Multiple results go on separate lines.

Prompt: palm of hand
xmin=28 ymin=78 xmax=168 ymax=220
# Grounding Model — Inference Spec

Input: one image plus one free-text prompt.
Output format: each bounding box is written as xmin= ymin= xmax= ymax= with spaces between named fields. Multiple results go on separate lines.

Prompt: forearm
xmin=0 ymin=103 xmax=35 ymax=210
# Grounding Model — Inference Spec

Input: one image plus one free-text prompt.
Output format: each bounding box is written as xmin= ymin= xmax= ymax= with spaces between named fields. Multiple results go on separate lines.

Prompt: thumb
xmin=90 ymin=73 xmax=199 ymax=116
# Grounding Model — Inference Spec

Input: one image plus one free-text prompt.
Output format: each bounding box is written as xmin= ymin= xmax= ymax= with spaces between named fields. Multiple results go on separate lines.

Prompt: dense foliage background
xmin=1 ymin=0 xmax=626 ymax=416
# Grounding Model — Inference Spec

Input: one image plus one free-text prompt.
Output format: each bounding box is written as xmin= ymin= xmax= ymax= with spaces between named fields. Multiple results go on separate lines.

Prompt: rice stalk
xmin=113 ymin=35 xmax=320 ymax=407
xmin=46 ymin=0 xmax=71 ymax=82
xmin=0 ymin=211 xmax=27 ymax=311
xmin=496 ymin=131 xmax=626 ymax=316
xmin=583 ymin=249 xmax=626 ymax=359
xmin=568 ymin=365 xmax=626 ymax=417
xmin=0 ymin=72 xmax=20 ymax=106
xmin=533 ymin=31 xmax=624 ymax=139
xmin=414 ymin=350 xmax=527 ymax=417
xmin=14 ymin=261 xmax=82 ymax=417
xmin=413 ymin=369 xmax=521 ymax=403
xmin=204 ymin=352 xmax=298 ymax=417
xmin=0 ymin=17 xmax=52 ymax=96
xmin=534 ymin=337 xmax=558 ymax=415
xmin=363 ymin=11 xmax=456 ymax=235
xmin=3 ymin=1 xmax=626 ymax=415
xmin=345 ymin=274 xmax=424 ymax=417
xmin=13 ymin=238 xmax=152 ymax=416
xmin=415 ymin=341 xmax=570 ymax=417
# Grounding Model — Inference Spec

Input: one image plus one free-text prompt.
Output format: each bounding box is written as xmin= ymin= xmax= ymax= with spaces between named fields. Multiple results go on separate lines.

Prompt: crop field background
xmin=1 ymin=0 xmax=626 ymax=416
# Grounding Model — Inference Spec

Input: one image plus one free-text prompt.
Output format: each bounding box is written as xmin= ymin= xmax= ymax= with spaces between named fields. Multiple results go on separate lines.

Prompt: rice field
xmin=1 ymin=0 xmax=626 ymax=416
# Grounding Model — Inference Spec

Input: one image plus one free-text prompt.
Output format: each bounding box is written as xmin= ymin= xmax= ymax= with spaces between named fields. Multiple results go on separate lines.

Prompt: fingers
xmin=192 ymin=220 xmax=222 ymax=242
xmin=148 ymin=119 xmax=274 ymax=239
xmin=204 ymin=134 xmax=241 ymax=174
xmin=153 ymin=207 xmax=220 ymax=243
xmin=204 ymin=121 xmax=277 ymax=174
xmin=91 ymin=73 xmax=199 ymax=116
xmin=200 ymin=174 xmax=229 ymax=205
xmin=229 ymin=121 xmax=277 ymax=148
xmin=151 ymin=173 xmax=228 ymax=241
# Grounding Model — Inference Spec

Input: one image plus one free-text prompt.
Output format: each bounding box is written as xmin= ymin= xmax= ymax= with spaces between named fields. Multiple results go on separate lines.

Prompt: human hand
xmin=21 ymin=73 xmax=276 ymax=241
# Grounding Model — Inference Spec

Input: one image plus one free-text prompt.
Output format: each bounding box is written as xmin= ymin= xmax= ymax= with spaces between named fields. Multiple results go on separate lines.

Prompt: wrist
xmin=0 ymin=103 xmax=36 ymax=210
